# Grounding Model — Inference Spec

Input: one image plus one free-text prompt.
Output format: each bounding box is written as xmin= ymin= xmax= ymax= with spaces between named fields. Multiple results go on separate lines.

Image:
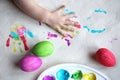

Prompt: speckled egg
xmin=32 ymin=41 xmax=54 ymax=57
xmin=95 ymin=48 xmax=116 ymax=67
xmin=19 ymin=55 xmax=42 ymax=72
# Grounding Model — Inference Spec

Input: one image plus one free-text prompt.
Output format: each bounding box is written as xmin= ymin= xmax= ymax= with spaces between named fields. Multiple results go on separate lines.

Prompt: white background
xmin=0 ymin=0 xmax=120 ymax=80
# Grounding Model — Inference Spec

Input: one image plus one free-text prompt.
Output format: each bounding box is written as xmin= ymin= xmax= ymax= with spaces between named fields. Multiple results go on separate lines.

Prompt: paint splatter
xmin=64 ymin=9 xmax=75 ymax=14
xmin=94 ymin=9 xmax=107 ymax=14
xmin=110 ymin=38 xmax=118 ymax=43
xmin=83 ymin=26 xmax=105 ymax=33
xmin=47 ymin=32 xmax=58 ymax=39
xmin=65 ymin=39 xmax=70 ymax=46
xmin=62 ymin=34 xmax=73 ymax=46
xmin=87 ymin=16 xmax=92 ymax=20
xmin=6 ymin=24 xmax=34 ymax=53
xmin=25 ymin=30 xmax=34 ymax=38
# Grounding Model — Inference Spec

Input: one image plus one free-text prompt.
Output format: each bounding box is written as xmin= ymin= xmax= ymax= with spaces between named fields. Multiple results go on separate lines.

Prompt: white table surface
xmin=0 ymin=0 xmax=120 ymax=80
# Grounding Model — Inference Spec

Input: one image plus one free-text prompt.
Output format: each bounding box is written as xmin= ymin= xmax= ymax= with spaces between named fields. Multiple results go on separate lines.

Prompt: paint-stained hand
xmin=42 ymin=5 xmax=79 ymax=37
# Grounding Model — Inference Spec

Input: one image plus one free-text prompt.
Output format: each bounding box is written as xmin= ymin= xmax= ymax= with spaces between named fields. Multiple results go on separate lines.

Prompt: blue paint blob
xmin=56 ymin=69 xmax=70 ymax=80
xmin=10 ymin=31 xmax=19 ymax=40
xmin=64 ymin=9 xmax=75 ymax=14
xmin=91 ymin=28 xmax=105 ymax=33
xmin=83 ymin=26 xmax=90 ymax=32
xmin=25 ymin=30 xmax=34 ymax=38
xmin=94 ymin=9 xmax=107 ymax=14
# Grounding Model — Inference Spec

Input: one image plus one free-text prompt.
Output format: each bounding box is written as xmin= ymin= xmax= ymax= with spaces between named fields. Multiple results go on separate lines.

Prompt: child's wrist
xmin=41 ymin=11 xmax=52 ymax=24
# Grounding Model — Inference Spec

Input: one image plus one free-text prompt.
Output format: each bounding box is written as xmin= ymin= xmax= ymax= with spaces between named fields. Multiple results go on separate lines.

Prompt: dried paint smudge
xmin=47 ymin=32 xmax=58 ymax=39
xmin=110 ymin=38 xmax=118 ymax=43
xmin=62 ymin=34 xmax=73 ymax=46
xmin=83 ymin=26 xmax=105 ymax=33
xmin=25 ymin=30 xmax=34 ymax=38
xmin=94 ymin=9 xmax=107 ymax=14
xmin=64 ymin=9 xmax=75 ymax=14
xmin=6 ymin=24 xmax=34 ymax=53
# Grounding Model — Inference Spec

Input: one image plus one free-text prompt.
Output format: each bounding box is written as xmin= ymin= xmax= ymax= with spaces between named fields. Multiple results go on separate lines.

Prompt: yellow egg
xmin=83 ymin=72 xmax=96 ymax=80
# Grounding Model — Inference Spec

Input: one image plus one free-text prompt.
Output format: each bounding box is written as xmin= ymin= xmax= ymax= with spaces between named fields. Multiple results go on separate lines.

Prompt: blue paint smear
xmin=94 ymin=9 xmax=107 ymax=14
xmin=64 ymin=9 xmax=75 ymax=14
xmin=83 ymin=26 xmax=105 ymax=33
xmin=56 ymin=69 xmax=70 ymax=80
xmin=25 ymin=30 xmax=34 ymax=38
xmin=83 ymin=26 xmax=90 ymax=32
xmin=91 ymin=28 xmax=106 ymax=33
xmin=10 ymin=31 xmax=19 ymax=39
xmin=87 ymin=16 xmax=92 ymax=20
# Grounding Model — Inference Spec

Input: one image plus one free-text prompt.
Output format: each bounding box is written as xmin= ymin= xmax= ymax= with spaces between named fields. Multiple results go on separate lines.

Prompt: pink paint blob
xmin=74 ymin=24 xmax=81 ymax=29
xmin=16 ymin=27 xmax=26 ymax=36
xmin=19 ymin=55 xmax=42 ymax=72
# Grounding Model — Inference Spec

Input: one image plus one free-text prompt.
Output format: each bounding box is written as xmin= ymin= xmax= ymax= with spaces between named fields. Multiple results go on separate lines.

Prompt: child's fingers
xmin=65 ymin=14 xmax=76 ymax=19
xmin=61 ymin=25 xmax=75 ymax=32
xmin=56 ymin=27 xmax=66 ymax=37
xmin=65 ymin=19 xmax=79 ymax=26
xmin=55 ymin=5 xmax=66 ymax=13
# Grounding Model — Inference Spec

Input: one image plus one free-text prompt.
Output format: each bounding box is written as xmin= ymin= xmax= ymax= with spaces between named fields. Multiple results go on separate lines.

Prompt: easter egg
xmin=32 ymin=41 xmax=54 ymax=57
xmin=19 ymin=55 xmax=42 ymax=72
xmin=95 ymin=48 xmax=116 ymax=67
xmin=83 ymin=72 xmax=96 ymax=80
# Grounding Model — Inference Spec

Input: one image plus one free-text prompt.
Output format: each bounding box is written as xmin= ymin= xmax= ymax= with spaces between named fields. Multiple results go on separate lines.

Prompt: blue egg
xmin=56 ymin=69 xmax=70 ymax=80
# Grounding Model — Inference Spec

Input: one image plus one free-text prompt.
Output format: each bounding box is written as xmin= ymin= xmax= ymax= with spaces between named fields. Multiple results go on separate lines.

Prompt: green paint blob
xmin=32 ymin=41 xmax=54 ymax=57
xmin=71 ymin=70 xmax=83 ymax=80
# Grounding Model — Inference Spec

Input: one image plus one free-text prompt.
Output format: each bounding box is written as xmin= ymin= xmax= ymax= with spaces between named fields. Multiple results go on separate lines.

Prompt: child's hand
xmin=42 ymin=5 xmax=78 ymax=36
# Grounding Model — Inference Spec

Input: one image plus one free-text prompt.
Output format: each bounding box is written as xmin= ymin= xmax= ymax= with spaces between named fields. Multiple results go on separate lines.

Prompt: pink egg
xmin=19 ymin=55 xmax=42 ymax=72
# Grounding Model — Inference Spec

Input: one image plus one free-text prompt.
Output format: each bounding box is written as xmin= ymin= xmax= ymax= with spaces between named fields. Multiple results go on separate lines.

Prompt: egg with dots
xmin=19 ymin=55 xmax=42 ymax=72
xmin=95 ymin=48 xmax=116 ymax=67
xmin=32 ymin=41 xmax=54 ymax=57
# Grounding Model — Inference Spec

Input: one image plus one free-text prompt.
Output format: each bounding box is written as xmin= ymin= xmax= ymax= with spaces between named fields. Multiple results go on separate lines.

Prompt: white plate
xmin=37 ymin=63 xmax=110 ymax=80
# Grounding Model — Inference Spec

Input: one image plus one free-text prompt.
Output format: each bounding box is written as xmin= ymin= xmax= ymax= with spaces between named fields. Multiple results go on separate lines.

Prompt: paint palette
xmin=37 ymin=63 xmax=110 ymax=80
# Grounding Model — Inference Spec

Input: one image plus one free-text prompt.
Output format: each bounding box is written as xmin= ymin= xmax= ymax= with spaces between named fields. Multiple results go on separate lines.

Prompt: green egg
xmin=32 ymin=41 xmax=54 ymax=57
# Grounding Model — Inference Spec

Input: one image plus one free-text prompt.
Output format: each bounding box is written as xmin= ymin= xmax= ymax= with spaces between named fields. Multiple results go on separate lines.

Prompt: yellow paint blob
xmin=13 ymin=41 xmax=17 ymax=53
xmin=83 ymin=72 xmax=96 ymax=80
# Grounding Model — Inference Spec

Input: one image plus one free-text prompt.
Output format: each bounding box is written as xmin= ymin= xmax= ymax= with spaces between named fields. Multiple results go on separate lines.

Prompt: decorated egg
xmin=19 ymin=55 xmax=42 ymax=72
xmin=83 ymin=72 xmax=96 ymax=80
xmin=95 ymin=48 xmax=116 ymax=67
xmin=32 ymin=41 xmax=54 ymax=57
